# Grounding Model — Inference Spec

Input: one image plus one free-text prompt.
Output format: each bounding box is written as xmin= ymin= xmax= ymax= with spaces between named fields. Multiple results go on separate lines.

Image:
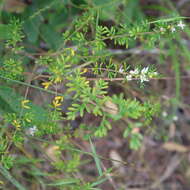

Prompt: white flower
xmin=28 ymin=126 xmax=38 ymax=136
xmin=119 ymin=66 xmax=124 ymax=73
xmin=160 ymin=27 xmax=165 ymax=32
xmin=177 ymin=21 xmax=185 ymax=30
xmin=171 ymin=27 xmax=176 ymax=33
xmin=126 ymin=75 xmax=132 ymax=81
xmin=130 ymin=68 xmax=139 ymax=75
xmin=173 ymin=116 xmax=178 ymax=121
xmin=162 ymin=111 xmax=168 ymax=117
xmin=140 ymin=74 xmax=149 ymax=83
xmin=141 ymin=67 xmax=149 ymax=74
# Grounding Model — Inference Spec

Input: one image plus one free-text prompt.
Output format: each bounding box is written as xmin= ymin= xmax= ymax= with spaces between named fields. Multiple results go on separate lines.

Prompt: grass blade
xmin=0 ymin=164 xmax=27 ymax=190
xmin=89 ymin=137 xmax=103 ymax=177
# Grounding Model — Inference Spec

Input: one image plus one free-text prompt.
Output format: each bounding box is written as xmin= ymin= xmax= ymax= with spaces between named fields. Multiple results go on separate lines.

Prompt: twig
xmin=86 ymin=76 xmax=190 ymax=81
xmin=150 ymin=154 xmax=184 ymax=189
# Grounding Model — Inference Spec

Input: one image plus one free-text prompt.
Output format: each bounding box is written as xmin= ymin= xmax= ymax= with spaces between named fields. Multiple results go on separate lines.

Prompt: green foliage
xmin=0 ymin=0 xmax=188 ymax=189
xmin=1 ymin=155 xmax=14 ymax=170
xmin=0 ymin=136 xmax=14 ymax=169
xmin=123 ymin=123 xmax=143 ymax=150
xmin=0 ymin=58 xmax=23 ymax=80
xmin=6 ymin=18 xmax=24 ymax=53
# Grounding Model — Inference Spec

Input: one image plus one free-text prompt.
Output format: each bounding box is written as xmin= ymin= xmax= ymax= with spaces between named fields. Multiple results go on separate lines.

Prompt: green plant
xmin=0 ymin=0 xmax=189 ymax=189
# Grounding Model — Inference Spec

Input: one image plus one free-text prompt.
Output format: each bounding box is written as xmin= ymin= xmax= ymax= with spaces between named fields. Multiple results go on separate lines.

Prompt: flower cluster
xmin=42 ymin=81 xmax=52 ymax=90
xmin=28 ymin=126 xmax=38 ymax=136
xmin=124 ymin=67 xmax=158 ymax=83
xmin=12 ymin=119 xmax=21 ymax=130
xmin=52 ymin=96 xmax=64 ymax=108
xmin=170 ymin=20 xmax=185 ymax=33
xmin=159 ymin=20 xmax=186 ymax=34
xmin=21 ymin=99 xmax=30 ymax=109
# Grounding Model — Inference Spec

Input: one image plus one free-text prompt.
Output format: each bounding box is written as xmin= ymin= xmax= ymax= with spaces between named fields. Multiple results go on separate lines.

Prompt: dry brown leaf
xmin=104 ymin=100 xmax=118 ymax=115
xmin=46 ymin=145 xmax=60 ymax=162
xmin=162 ymin=142 xmax=188 ymax=153
xmin=109 ymin=150 xmax=125 ymax=175
xmin=109 ymin=150 xmax=123 ymax=168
